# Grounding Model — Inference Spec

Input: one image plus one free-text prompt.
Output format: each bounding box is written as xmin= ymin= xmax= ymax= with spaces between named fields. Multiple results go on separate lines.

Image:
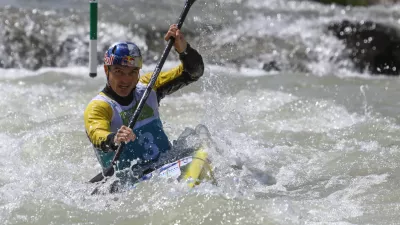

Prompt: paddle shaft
xmin=89 ymin=0 xmax=196 ymax=183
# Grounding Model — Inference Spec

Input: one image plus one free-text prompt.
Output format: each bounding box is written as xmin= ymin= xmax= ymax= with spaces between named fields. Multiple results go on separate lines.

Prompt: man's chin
xmin=116 ymin=89 xmax=131 ymax=97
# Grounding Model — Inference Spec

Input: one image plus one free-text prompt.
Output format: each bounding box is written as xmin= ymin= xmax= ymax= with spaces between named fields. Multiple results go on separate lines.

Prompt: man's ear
xmin=104 ymin=65 xmax=111 ymax=85
xmin=104 ymin=65 xmax=108 ymax=74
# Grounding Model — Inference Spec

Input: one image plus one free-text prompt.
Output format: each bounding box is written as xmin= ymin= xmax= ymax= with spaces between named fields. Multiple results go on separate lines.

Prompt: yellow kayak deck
xmin=138 ymin=149 xmax=215 ymax=188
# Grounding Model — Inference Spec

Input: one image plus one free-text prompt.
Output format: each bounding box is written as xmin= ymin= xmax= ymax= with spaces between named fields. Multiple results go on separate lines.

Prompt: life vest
xmin=91 ymin=83 xmax=171 ymax=171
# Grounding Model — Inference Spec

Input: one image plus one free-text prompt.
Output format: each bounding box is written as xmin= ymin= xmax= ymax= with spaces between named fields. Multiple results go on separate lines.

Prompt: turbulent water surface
xmin=1 ymin=0 xmax=400 ymax=224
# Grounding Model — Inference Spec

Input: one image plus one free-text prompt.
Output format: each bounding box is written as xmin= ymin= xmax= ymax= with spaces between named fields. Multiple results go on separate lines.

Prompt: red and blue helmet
xmin=103 ymin=41 xmax=142 ymax=68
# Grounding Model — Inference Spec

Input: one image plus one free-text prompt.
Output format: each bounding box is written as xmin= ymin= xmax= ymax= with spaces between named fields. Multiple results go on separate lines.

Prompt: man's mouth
xmin=118 ymin=85 xmax=130 ymax=90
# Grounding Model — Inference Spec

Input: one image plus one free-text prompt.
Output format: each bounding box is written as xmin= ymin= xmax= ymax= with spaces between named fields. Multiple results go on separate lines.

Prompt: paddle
xmin=89 ymin=0 xmax=197 ymax=183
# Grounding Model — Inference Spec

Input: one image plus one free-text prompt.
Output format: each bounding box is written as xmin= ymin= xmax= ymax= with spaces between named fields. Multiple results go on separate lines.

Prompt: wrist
xmin=176 ymin=44 xmax=188 ymax=56
xmin=111 ymin=133 xmax=119 ymax=150
xmin=177 ymin=43 xmax=190 ymax=58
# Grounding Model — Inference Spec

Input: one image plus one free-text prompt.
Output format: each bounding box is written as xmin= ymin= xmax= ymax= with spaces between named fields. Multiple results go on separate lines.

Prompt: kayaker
xmin=84 ymin=24 xmax=204 ymax=179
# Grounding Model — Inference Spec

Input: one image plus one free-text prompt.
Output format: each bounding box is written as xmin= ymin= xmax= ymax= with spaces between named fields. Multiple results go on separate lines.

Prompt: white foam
xmin=0 ymin=60 xmax=276 ymax=81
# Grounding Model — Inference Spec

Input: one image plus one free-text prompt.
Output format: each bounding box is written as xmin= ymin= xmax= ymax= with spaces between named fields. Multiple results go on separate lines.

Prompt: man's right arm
xmin=84 ymin=100 xmax=118 ymax=152
xmin=139 ymin=44 xmax=204 ymax=103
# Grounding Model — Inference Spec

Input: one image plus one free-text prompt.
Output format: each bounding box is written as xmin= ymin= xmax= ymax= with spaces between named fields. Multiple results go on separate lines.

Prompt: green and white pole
xmin=89 ymin=0 xmax=98 ymax=77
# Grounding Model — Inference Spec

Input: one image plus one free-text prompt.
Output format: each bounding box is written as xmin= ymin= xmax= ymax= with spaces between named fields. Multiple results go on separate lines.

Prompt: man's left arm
xmin=139 ymin=43 xmax=204 ymax=102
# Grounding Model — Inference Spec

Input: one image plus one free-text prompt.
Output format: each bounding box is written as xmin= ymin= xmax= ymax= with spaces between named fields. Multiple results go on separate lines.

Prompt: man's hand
xmin=164 ymin=24 xmax=188 ymax=53
xmin=114 ymin=125 xmax=136 ymax=145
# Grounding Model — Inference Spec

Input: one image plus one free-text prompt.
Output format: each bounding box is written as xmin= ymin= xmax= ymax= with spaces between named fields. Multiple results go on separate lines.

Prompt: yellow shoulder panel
xmin=84 ymin=99 xmax=113 ymax=147
xmin=139 ymin=64 xmax=184 ymax=90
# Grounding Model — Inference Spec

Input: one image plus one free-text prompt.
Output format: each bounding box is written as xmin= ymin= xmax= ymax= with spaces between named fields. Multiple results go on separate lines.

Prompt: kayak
xmin=90 ymin=124 xmax=216 ymax=194
xmin=91 ymin=149 xmax=215 ymax=194
xmin=134 ymin=149 xmax=215 ymax=188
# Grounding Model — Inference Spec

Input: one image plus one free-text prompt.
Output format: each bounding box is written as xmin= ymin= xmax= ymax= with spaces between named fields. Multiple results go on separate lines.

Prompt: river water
xmin=1 ymin=0 xmax=400 ymax=224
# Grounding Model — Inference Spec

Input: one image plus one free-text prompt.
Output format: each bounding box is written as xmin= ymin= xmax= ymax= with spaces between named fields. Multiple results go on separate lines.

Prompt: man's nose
xmin=121 ymin=72 xmax=132 ymax=80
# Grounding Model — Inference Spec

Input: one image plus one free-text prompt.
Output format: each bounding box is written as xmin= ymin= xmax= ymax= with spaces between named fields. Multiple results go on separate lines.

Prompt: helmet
xmin=103 ymin=41 xmax=142 ymax=68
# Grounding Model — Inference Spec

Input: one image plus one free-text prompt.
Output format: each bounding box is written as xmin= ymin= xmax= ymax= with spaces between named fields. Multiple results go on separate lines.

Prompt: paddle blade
xmin=89 ymin=172 xmax=104 ymax=183
xmin=89 ymin=166 xmax=115 ymax=183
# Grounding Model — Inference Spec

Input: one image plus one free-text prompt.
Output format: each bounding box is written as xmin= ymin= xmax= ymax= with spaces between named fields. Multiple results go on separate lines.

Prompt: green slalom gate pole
xmin=89 ymin=0 xmax=98 ymax=78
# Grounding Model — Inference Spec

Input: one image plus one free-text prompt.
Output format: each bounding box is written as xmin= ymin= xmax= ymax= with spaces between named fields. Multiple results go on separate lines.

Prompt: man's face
xmin=105 ymin=65 xmax=140 ymax=97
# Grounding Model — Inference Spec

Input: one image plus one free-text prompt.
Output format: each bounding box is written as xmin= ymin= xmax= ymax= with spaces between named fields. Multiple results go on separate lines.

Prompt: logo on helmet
xmin=122 ymin=56 xmax=136 ymax=66
xmin=104 ymin=54 xmax=115 ymax=65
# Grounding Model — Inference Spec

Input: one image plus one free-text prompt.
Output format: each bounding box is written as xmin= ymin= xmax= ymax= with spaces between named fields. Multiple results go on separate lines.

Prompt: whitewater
xmin=1 ymin=0 xmax=400 ymax=224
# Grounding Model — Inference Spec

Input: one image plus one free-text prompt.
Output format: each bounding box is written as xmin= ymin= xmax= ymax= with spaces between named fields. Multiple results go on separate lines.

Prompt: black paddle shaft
xmin=89 ymin=0 xmax=197 ymax=183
